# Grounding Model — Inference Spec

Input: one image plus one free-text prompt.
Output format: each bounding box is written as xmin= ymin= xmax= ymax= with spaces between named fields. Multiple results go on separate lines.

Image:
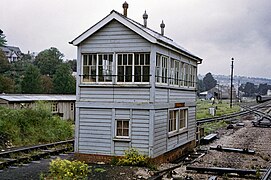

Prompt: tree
xmin=0 ymin=49 xmax=10 ymax=73
xmin=0 ymin=75 xmax=15 ymax=93
xmin=53 ymin=64 xmax=76 ymax=94
xmin=66 ymin=59 xmax=77 ymax=72
xmin=0 ymin=30 xmax=7 ymax=47
xmin=21 ymin=64 xmax=42 ymax=94
xmin=34 ymin=47 xmax=64 ymax=76
xmin=258 ymin=83 xmax=269 ymax=95
xmin=41 ymin=75 xmax=53 ymax=94
xmin=197 ymin=77 xmax=205 ymax=94
xmin=241 ymin=82 xmax=256 ymax=97
xmin=203 ymin=72 xmax=217 ymax=91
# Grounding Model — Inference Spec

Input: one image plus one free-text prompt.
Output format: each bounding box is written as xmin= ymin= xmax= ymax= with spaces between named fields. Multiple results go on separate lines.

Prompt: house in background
xmin=0 ymin=94 xmax=76 ymax=121
xmin=71 ymin=2 xmax=202 ymax=163
xmin=0 ymin=46 xmax=22 ymax=63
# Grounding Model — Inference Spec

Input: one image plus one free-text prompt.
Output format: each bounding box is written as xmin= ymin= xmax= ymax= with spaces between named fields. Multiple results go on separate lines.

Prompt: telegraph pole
xmin=230 ymin=58 xmax=234 ymax=108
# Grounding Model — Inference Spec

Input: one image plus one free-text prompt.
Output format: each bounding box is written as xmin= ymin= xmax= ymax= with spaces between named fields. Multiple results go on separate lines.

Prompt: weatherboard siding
xmin=78 ymin=108 xmax=112 ymax=155
xmin=153 ymin=109 xmax=167 ymax=157
xmin=80 ymin=20 xmax=151 ymax=53
xmin=155 ymin=87 xmax=196 ymax=103
xmin=79 ymin=87 xmax=150 ymax=102
xmin=131 ymin=110 xmax=150 ymax=154
xmin=187 ymin=107 xmax=196 ymax=141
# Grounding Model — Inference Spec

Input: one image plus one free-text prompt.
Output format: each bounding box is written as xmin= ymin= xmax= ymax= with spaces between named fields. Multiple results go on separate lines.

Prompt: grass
xmin=196 ymin=99 xmax=241 ymax=119
xmin=201 ymin=120 xmax=229 ymax=135
xmin=197 ymin=99 xmax=241 ymax=135
xmin=0 ymin=102 xmax=74 ymax=148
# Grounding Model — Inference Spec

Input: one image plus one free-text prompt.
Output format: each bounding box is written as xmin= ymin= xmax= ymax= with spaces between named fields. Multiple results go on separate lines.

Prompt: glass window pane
xmin=140 ymin=54 xmax=144 ymax=65
xmin=128 ymin=54 xmax=133 ymax=65
xmin=117 ymin=129 xmax=122 ymax=136
xmin=145 ymin=54 xmax=150 ymax=65
xmin=123 ymin=129 xmax=129 ymax=136
xmin=125 ymin=66 xmax=132 ymax=82
xmin=118 ymin=66 xmax=124 ymax=82
xmin=143 ymin=66 xmax=149 ymax=82
xmin=118 ymin=55 xmax=122 ymax=65
xmin=83 ymin=55 xmax=88 ymax=65
xmin=123 ymin=54 xmax=127 ymax=65
xmin=135 ymin=66 xmax=141 ymax=82
xmin=123 ymin=121 xmax=129 ymax=128
xmin=135 ymin=54 xmax=139 ymax=65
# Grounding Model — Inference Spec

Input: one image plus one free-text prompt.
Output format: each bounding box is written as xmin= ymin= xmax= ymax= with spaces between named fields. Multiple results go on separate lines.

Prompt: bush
xmin=116 ymin=148 xmax=149 ymax=167
xmin=0 ymin=102 xmax=74 ymax=147
xmin=41 ymin=158 xmax=90 ymax=179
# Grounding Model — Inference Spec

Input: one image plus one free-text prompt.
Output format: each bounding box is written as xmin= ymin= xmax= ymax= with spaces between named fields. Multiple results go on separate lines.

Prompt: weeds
xmin=0 ymin=102 xmax=74 ymax=148
xmin=41 ymin=158 xmax=90 ymax=179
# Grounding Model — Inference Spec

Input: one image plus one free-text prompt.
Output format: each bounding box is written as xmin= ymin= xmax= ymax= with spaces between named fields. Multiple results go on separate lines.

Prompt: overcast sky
xmin=1 ymin=0 xmax=271 ymax=79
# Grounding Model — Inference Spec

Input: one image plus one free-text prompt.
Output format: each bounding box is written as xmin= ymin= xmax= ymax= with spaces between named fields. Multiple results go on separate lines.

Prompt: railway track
xmin=0 ymin=139 xmax=74 ymax=169
xmin=150 ymin=101 xmax=271 ymax=180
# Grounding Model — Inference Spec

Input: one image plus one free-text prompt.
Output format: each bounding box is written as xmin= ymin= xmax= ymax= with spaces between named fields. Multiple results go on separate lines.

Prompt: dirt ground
xmin=159 ymin=115 xmax=271 ymax=180
xmin=1 ymin=115 xmax=270 ymax=180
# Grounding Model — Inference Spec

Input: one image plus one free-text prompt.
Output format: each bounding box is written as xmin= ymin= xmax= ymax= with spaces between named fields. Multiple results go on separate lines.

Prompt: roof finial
xmin=160 ymin=20 xmax=165 ymax=36
xmin=122 ymin=1 xmax=129 ymax=17
xmin=143 ymin=10 xmax=148 ymax=27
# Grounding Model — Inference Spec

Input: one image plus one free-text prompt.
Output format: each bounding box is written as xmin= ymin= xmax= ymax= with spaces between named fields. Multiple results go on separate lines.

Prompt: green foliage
xmin=116 ymin=148 xmax=149 ymax=167
xmin=201 ymin=121 xmax=229 ymax=135
xmin=203 ymin=72 xmax=217 ymax=91
xmin=94 ymin=168 xmax=106 ymax=173
xmin=21 ymin=64 xmax=42 ymax=94
xmin=0 ymin=31 xmax=7 ymax=47
xmin=42 ymin=158 xmax=90 ymax=180
xmin=41 ymin=75 xmax=53 ymax=94
xmin=34 ymin=47 xmax=63 ymax=76
xmin=0 ymin=103 xmax=73 ymax=148
xmin=0 ymin=49 xmax=10 ymax=73
xmin=196 ymin=100 xmax=240 ymax=119
xmin=53 ymin=63 xmax=76 ymax=94
xmin=0 ymin=75 xmax=15 ymax=93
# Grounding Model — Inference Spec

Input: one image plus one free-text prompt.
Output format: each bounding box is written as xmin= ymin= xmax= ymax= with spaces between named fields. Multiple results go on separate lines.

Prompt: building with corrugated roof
xmin=0 ymin=94 xmax=76 ymax=120
xmin=70 ymin=2 xmax=202 ymax=163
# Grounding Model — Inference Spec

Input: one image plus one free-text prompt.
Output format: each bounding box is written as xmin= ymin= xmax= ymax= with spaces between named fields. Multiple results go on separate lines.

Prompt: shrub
xmin=42 ymin=158 xmax=90 ymax=179
xmin=0 ymin=102 xmax=74 ymax=147
xmin=117 ymin=148 xmax=149 ymax=167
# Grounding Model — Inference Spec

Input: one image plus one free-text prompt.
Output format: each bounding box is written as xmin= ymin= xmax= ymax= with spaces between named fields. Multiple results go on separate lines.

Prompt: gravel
xmin=160 ymin=115 xmax=271 ymax=180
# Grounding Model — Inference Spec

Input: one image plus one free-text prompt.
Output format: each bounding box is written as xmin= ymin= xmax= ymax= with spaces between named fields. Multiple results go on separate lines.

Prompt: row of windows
xmin=82 ymin=53 xmax=150 ymax=83
xmin=115 ymin=108 xmax=188 ymax=138
xmin=81 ymin=53 xmax=196 ymax=87
xmin=156 ymin=54 xmax=197 ymax=87
xmin=51 ymin=103 xmax=74 ymax=112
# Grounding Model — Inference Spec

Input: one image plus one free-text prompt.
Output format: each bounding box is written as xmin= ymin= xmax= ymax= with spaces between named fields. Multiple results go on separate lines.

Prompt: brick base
xmin=74 ymin=140 xmax=196 ymax=164
xmin=151 ymin=140 xmax=196 ymax=164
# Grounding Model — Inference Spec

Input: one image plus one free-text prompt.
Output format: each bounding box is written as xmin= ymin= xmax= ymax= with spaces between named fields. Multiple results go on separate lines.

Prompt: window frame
xmin=81 ymin=53 xmax=114 ymax=83
xmin=51 ymin=102 xmax=58 ymax=112
xmin=116 ymin=52 xmax=150 ymax=84
xmin=115 ymin=119 xmax=130 ymax=139
xmin=156 ymin=54 xmax=169 ymax=84
xmin=168 ymin=108 xmax=188 ymax=134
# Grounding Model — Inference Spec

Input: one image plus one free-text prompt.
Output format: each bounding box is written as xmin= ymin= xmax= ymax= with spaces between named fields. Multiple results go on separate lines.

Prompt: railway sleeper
xmin=186 ymin=166 xmax=257 ymax=176
xmin=210 ymin=145 xmax=255 ymax=154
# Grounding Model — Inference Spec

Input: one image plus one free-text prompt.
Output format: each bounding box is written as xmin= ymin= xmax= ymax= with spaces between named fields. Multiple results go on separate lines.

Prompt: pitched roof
xmin=70 ymin=10 xmax=202 ymax=62
xmin=0 ymin=94 xmax=76 ymax=102
xmin=0 ymin=46 xmax=22 ymax=57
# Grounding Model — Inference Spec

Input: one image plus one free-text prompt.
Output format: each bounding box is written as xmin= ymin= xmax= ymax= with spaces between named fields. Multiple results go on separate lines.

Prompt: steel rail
xmin=261 ymin=166 xmax=271 ymax=180
xmin=0 ymin=140 xmax=74 ymax=169
xmin=0 ymin=139 xmax=74 ymax=157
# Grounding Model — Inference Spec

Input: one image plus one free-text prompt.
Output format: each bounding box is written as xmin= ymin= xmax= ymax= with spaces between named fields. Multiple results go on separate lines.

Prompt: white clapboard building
xmin=70 ymin=2 xmax=202 ymax=163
